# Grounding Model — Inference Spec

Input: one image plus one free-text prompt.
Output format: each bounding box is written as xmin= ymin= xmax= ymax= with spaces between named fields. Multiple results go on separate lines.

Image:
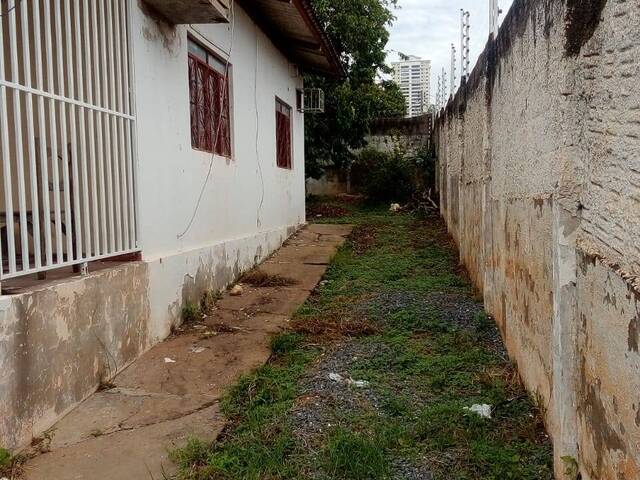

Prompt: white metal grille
xmin=0 ymin=0 xmax=138 ymax=281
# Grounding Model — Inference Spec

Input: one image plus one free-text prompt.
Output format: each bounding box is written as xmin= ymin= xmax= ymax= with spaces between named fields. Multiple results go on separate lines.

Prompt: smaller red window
xmin=275 ymin=98 xmax=292 ymax=169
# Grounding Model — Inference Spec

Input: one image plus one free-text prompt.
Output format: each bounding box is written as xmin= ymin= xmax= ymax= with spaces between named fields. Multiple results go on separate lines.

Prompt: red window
xmin=188 ymin=38 xmax=231 ymax=156
xmin=276 ymin=98 xmax=292 ymax=169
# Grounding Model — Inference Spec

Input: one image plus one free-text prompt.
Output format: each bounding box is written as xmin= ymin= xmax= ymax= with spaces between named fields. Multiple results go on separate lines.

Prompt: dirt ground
xmin=172 ymin=200 xmax=553 ymax=480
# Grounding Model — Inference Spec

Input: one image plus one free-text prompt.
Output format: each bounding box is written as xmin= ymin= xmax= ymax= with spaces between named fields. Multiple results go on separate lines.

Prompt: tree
xmin=305 ymin=0 xmax=405 ymax=178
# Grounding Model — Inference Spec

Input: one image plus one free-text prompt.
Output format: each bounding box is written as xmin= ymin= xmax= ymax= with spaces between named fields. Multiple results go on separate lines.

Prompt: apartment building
xmin=392 ymin=55 xmax=431 ymax=117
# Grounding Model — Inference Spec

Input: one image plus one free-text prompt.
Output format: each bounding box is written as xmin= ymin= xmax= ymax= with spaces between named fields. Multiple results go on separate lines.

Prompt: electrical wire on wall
xmin=254 ymin=24 xmax=265 ymax=229
xmin=177 ymin=0 xmax=236 ymax=239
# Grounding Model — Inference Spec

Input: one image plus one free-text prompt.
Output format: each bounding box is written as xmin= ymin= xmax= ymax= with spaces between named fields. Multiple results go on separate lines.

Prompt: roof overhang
xmin=142 ymin=0 xmax=230 ymax=24
xmin=237 ymin=0 xmax=343 ymax=77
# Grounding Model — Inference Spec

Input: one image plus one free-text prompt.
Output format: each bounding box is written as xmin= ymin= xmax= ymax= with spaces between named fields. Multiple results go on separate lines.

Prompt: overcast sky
xmin=386 ymin=0 xmax=515 ymax=102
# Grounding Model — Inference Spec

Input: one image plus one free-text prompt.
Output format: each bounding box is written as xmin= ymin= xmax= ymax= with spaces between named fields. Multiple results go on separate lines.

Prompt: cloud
xmin=386 ymin=0 xmax=514 ymax=102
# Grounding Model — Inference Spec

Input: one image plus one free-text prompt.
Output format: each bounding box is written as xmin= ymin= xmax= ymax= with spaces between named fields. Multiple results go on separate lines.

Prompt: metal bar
xmin=64 ymin=0 xmax=83 ymax=260
xmin=74 ymin=0 xmax=92 ymax=257
xmin=96 ymin=113 xmax=107 ymax=254
xmin=106 ymin=0 xmax=122 ymax=251
xmin=103 ymin=110 xmax=115 ymax=253
xmin=120 ymin=0 xmax=131 ymax=116
xmin=46 ymin=0 xmax=64 ymax=264
xmin=0 ymin=80 xmax=136 ymax=121
xmin=9 ymin=0 xmax=30 ymax=271
xmin=98 ymin=0 xmax=108 ymax=110
xmin=33 ymin=0 xmax=53 ymax=267
xmin=54 ymin=0 xmax=74 ymax=262
xmin=21 ymin=0 xmax=43 ymax=269
xmin=83 ymin=0 xmax=100 ymax=256
xmin=111 ymin=115 xmax=122 ymax=252
xmin=91 ymin=0 xmax=107 ymax=253
xmin=114 ymin=0 xmax=124 ymax=114
xmin=117 ymin=117 xmax=128 ymax=249
xmin=124 ymin=121 xmax=135 ymax=249
xmin=0 ymin=3 xmax=16 ymax=275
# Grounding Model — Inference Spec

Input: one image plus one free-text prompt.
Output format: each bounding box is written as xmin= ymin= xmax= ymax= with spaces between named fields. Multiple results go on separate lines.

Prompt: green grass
xmin=173 ymin=200 xmax=553 ymax=480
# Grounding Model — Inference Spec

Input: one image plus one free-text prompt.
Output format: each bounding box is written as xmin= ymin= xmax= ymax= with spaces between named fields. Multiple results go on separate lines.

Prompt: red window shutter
xmin=276 ymin=99 xmax=292 ymax=169
xmin=188 ymin=45 xmax=232 ymax=156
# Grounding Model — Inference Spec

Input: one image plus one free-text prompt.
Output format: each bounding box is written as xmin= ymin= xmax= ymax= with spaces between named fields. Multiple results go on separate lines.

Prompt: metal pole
xmin=450 ymin=44 xmax=456 ymax=96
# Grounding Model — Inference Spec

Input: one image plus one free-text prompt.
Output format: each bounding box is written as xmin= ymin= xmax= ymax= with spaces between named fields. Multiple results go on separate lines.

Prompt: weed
xmin=270 ymin=332 xmax=303 ymax=358
xmin=290 ymin=311 xmax=379 ymax=339
xmin=181 ymin=301 xmax=202 ymax=323
xmin=0 ymin=448 xmax=11 ymax=469
xmin=322 ymin=427 xmax=390 ymax=480
xmin=241 ymin=270 xmax=298 ymax=288
xmin=200 ymin=290 xmax=221 ymax=316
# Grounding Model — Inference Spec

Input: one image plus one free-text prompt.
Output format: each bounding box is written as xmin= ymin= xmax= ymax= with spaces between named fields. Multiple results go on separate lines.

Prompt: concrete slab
xmin=46 ymin=389 xmax=214 ymax=450
xmin=216 ymin=286 xmax=311 ymax=316
xmin=257 ymin=262 xmax=328 ymax=291
xmin=22 ymin=224 xmax=352 ymax=480
xmin=306 ymin=223 xmax=353 ymax=237
xmin=265 ymin=244 xmax=338 ymax=265
xmin=115 ymin=314 xmax=287 ymax=399
xmin=24 ymin=405 xmax=223 ymax=480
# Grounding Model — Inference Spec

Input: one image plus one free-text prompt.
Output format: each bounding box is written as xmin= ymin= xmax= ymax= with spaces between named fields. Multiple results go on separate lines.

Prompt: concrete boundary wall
xmin=435 ymin=0 xmax=640 ymax=478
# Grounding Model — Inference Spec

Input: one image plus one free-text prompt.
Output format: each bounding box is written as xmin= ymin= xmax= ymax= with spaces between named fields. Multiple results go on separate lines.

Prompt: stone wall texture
xmin=434 ymin=0 xmax=640 ymax=478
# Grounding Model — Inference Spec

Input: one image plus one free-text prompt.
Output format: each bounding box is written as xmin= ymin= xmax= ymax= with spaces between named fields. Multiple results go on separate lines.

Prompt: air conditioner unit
xmin=296 ymin=88 xmax=325 ymax=114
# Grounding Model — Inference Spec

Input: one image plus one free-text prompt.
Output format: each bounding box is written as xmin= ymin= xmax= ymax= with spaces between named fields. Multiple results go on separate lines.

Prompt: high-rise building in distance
xmin=391 ymin=56 xmax=431 ymax=117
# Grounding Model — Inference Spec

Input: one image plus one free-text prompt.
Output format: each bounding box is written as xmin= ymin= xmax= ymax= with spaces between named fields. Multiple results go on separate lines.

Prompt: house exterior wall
xmin=435 ymin=0 xmax=640 ymax=478
xmin=0 ymin=2 xmax=307 ymax=450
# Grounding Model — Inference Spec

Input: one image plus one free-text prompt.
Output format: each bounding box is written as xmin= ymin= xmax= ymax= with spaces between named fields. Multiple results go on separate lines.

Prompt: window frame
xmin=187 ymin=35 xmax=232 ymax=158
xmin=275 ymin=97 xmax=293 ymax=170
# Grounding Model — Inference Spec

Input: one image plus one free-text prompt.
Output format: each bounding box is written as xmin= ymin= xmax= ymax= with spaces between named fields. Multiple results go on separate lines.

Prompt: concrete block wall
xmin=434 ymin=1 xmax=640 ymax=478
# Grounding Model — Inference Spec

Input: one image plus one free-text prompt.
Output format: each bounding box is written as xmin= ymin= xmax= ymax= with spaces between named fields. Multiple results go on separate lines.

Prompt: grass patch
xmin=174 ymin=200 xmax=553 ymax=480
xmin=322 ymin=427 xmax=390 ymax=480
xmin=181 ymin=301 xmax=202 ymax=323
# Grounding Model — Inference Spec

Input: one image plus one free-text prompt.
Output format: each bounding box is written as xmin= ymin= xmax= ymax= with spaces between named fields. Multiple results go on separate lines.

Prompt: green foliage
xmin=305 ymin=0 xmax=406 ymax=178
xmin=323 ymin=427 xmax=390 ymax=479
xmin=181 ymin=301 xmax=202 ymax=323
xmin=270 ymin=333 xmax=303 ymax=358
xmin=350 ymin=146 xmax=436 ymax=202
xmin=0 ymin=448 xmax=11 ymax=468
xmin=200 ymin=290 xmax=221 ymax=316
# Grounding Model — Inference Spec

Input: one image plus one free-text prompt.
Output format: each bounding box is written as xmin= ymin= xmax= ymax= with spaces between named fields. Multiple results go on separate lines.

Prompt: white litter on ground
xmin=464 ymin=404 xmax=492 ymax=418
xmin=164 ymin=357 xmax=177 ymax=363
xmin=189 ymin=346 xmax=206 ymax=354
xmin=328 ymin=372 xmax=370 ymax=388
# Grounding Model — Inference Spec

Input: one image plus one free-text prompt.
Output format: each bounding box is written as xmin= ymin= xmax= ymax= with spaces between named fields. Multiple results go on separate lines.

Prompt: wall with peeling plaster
xmin=435 ymin=0 xmax=640 ymax=478
xmin=0 ymin=2 xmax=305 ymax=452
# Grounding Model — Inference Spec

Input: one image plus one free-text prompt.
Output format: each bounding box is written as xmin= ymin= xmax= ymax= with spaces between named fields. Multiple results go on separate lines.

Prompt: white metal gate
xmin=0 ymin=0 xmax=138 ymax=281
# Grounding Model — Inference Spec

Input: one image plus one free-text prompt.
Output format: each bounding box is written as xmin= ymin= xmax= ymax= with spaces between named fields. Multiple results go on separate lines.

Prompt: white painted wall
xmin=0 ymin=3 xmax=311 ymax=450
xmin=131 ymin=3 xmax=306 ymax=261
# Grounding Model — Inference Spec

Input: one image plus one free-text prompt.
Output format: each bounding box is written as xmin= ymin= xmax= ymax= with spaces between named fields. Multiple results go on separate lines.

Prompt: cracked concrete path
xmin=22 ymin=224 xmax=352 ymax=480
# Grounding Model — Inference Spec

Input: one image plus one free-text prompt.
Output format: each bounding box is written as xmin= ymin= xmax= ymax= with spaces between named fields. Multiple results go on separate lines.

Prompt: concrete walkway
xmin=22 ymin=224 xmax=352 ymax=480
